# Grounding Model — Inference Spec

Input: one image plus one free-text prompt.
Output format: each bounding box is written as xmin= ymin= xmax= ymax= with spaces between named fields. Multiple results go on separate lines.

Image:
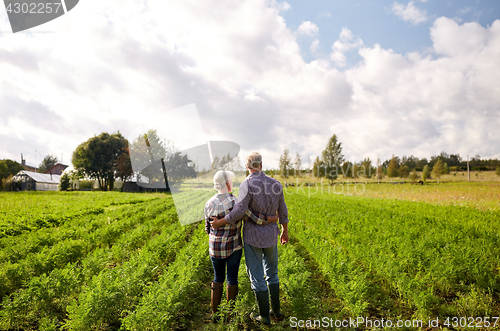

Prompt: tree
xmin=321 ymin=134 xmax=344 ymax=184
xmin=0 ymin=159 xmax=23 ymax=179
xmin=294 ymin=152 xmax=302 ymax=178
xmin=313 ymin=156 xmax=324 ymax=179
xmin=72 ymin=132 xmax=128 ymax=191
xmin=376 ymin=157 xmax=384 ymax=182
xmin=341 ymin=161 xmax=353 ymax=179
xmin=399 ymin=165 xmax=410 ymax=179
xmin=129 ymin=130 xmax=195 ymax=187
xmin=115 ymin=144 xmax=133 ymax=183
xmin=422 ymin=164 xmax=431 ymax=181
xmin=443 ymin=163 xmax=450 ymax=174
xmin=410 ymin=169 xmax=419 ymax=183
xmin=361 ymin=158 xmax=373 ymax=178
xmin=38 ymin=155 xmax=58 ymax=173
xmin=497 ymin=166 xmax=500 ymax=176
xmin=59 ymin=173 xmax=70 ymax=191
xmin=387 ymin=155 xmax=399 ymax=178
xmin=0 ymin=159 xmax=23 ymax=190
xmin=432 ymin=159 xmax=444 ymax=183
xmin=279 ymin=148 xmax=292 ymax=180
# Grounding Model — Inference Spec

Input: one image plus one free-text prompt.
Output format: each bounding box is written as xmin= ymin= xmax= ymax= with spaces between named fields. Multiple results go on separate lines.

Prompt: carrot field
xmin=0 ymin=188 xmax=499 ymax=330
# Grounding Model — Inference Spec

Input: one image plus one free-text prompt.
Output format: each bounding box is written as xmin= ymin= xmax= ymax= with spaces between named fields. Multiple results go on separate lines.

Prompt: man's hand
xmin=280 ymin=231 xmax=289 ymax=245
xmin=210 ymin=216 xmax=227 ymax=229
xmin=280 ymin=222 xmax=289 ymax=245
xmin=267 ymin=214 xmax=279 ymax=223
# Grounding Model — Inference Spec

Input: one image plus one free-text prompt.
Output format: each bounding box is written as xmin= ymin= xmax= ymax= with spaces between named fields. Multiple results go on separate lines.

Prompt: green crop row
xmin=0 ymin=198 xmax=179 ymax=330
xmin=0 ymin=192 xmax=160 ymax=238
xmin=64 ymin=218 xmax=194 ymax=330
xmin=0 ymin=198 xmax=171 ymax=298
xmin=286 ymin=192 xmax=500 ymax=318
xmin=120 ymin=222 xmax=211 ymax=330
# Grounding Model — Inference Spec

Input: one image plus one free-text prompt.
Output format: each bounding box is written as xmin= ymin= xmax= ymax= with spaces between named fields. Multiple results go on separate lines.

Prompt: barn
xmin=12 ymin=170 xmax=61 ymax=191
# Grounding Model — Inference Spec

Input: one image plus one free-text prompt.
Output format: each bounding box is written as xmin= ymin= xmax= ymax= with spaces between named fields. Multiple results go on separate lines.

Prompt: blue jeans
xmin=210 ymin=249 xmax=242 ymax=285
xmin=244 ymin=243 xmax=279 ymax=292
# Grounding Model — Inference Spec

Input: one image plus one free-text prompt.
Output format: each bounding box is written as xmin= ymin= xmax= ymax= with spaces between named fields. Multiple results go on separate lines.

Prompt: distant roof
xmin=14 ymin=170 xmax=61 ymax=184
xmin=45 ymin=163 xmax=69 ymax=174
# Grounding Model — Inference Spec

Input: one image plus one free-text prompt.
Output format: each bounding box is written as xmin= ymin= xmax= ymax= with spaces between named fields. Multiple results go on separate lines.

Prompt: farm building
xmin=45 ymin=163 xmax=68 ymax=175
xmin=12 ymin=170 xmax=61 ymax=191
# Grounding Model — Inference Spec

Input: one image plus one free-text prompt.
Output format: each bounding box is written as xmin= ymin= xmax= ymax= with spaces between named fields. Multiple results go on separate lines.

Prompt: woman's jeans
xmin=210 ymin=249 xmax=242 ymax=285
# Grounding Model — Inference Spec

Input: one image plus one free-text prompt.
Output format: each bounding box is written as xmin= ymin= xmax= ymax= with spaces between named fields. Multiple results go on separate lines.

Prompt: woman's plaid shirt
xmin=204 ymin=193 xmax=241 ymax=259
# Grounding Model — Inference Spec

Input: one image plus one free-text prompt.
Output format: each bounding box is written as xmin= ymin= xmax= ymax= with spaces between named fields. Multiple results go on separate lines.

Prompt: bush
xmin=59 ymin=173 xmax=70 ymax=191
xmin=79 ymin=180 xmax=93 ymax=189
xmin=1 ymin=175 xmax=14 ymax=191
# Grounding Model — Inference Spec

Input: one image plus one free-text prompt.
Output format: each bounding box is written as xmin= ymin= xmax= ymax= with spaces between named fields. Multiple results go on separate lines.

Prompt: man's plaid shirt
xmin=204 ymin=193 xmax=268 ymax=259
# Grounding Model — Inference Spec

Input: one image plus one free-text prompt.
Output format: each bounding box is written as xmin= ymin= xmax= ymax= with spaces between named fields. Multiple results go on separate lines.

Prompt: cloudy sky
xmin=1 ymin=0 xmax=499 ymax=169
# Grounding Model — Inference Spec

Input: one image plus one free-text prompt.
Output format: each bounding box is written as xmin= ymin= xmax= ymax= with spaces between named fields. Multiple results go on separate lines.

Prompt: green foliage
xmin=59 ymin=173 xmax=70 ymax=191
xmin=0 ymin=199 xmax=173 ymax=330
xmin=0 ymin=160 xmax=23 ymax=190
xmin=422 ymin=164 xmax=431 ymax=180
xmin=399 ymin=164 xmax=410 ymax=179
xmin=1 ymin=189 xmax=499 ymax=329
xmin=294 ymin=152 xmax=302 ymax=177
xmin=0 ymin=192 xmax=156 ymax=238
xmin=341 ymin=161 xmax=353 ymax=179
xmin=432 ymin=159 xmax=445 ymax=182
xmin=286 ymin=191 xmax=500 ymax=319
xmin=72 ymin=132 xmax=128 ymax=191
xmin=387 ymin=155 xmax=399 ymax=178
xmin=410 ymin=168 xmax=419 ymax=183
xmin=443 ymin=162 xmax=450 ymax=174
xmin=279 ymin=148 xmax=292 ymax=179
xmin=38 ymin=155 xmax=58 ymax=174
xmin=496 ymin=166 xmax=500 ymax=176
xmin=321 ymin=134 xmax=344 ymax=184
xmin=360 ymin=158 xmax=373 ymax=178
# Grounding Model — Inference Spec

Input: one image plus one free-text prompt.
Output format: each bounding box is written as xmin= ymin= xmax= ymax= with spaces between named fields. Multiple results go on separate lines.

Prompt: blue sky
xmin=284 ymin=0 xmax=500 ymax=65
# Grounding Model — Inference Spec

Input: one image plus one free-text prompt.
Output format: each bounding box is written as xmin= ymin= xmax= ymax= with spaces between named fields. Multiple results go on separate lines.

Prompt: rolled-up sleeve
xmin=225 ymin=180 xmax=251 ymax=224
xmin=277 ymin=189 xmax=288 ymax=224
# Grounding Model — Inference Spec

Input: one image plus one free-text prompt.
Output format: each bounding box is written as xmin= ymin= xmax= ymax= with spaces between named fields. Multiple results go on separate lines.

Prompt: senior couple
xmin=204 ymin=152 xmax=289 ymax=325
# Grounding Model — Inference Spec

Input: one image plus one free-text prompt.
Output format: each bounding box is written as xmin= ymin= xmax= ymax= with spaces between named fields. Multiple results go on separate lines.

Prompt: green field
xmin=0 ymin=188 xmax=499 ymax=330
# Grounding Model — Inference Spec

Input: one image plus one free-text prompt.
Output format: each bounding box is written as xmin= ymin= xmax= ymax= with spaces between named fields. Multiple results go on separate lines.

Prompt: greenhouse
xmin=12 ymin=171 xmax=61 ymax=191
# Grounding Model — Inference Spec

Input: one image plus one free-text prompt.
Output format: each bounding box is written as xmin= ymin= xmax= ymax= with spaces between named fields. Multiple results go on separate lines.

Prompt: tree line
xmin=276 ymin=134 xmax=500 ymax=183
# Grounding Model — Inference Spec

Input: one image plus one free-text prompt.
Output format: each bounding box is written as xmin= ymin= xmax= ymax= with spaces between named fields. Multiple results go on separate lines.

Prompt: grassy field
xmin=0 ymin=184 xmax=499 ymax=330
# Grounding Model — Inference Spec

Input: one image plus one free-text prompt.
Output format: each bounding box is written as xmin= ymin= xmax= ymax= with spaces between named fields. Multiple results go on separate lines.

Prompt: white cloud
xmin=329 ymin=27 xmax=363 ymax=67
xmin=297 ymin=21 xmax=319 ymax=36
xmin=392 ymin=1 xmax=428 ymax=25
xmin=270 ymin=0 xmax=291 ymax=12
xmin=0 ymin=3 xmax=499 ymax=169
xmin=310 ymin=38 xmax=320 ymax=53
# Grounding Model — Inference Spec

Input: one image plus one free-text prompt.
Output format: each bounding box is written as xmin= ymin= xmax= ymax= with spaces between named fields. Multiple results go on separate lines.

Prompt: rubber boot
xmin=269 ymin=283 xmax=284 ymax=321
xmin=211 ymin=282 xmax=223 ymax=322
xmin=226 ymin=284 xmax=238 ymax=322
xmin=251 ymin=290 xmax=271 ymax=325
xmin=227 ymin=284 xmax=238 ymax=302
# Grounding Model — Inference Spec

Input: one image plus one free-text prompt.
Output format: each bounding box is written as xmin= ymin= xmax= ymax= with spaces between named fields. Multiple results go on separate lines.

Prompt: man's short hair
xmin=245 ymin=152 xmax=262 ymax=170
xmin=213 ymin=170 xmax=234 ymax=191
